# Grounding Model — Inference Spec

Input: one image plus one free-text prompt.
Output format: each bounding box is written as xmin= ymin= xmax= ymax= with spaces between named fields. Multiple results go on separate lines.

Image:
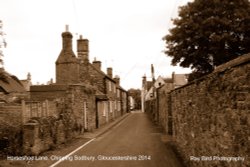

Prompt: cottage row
xmin=0 ymin=27 xmax=129 ymax=155
xmin=29 ymin=27 xmax=128 ymax=131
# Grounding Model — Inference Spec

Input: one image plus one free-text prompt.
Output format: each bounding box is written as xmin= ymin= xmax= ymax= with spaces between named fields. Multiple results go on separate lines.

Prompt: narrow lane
xmin=53 ymin=112 xmax=183 ymax=167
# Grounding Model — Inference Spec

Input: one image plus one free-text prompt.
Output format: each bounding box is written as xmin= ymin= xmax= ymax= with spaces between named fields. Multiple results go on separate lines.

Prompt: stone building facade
xmin=23 ymin=28 xmax=128 ymax=155
xmin=1 ymin=28 xmax=128 ymax=156
xmin=24 ymin=84 xmax=96 ymax=155
xmin=30 ymin=28 xmax=128 ymax=129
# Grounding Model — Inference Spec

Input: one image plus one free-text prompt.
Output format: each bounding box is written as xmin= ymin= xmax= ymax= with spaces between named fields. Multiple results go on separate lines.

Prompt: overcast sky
xmin=0 ymin=0 xmax=192 ymax=89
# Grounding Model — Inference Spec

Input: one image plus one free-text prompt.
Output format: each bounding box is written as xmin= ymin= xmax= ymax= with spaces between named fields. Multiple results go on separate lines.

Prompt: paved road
xmin=51 ymin=112 xmax=183 ymax=167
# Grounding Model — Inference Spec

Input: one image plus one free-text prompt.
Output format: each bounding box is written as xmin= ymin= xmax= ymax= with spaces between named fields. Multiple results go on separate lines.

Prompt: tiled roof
xmin=90 ymin=63 xmax=127 ymax=92
xmin=89 ymin=63 xmax=115 ymax=82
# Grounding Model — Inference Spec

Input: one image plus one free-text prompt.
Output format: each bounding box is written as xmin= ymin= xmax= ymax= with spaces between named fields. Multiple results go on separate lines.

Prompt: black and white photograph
xmin=0 ymin=0 xmax=249 ymax=166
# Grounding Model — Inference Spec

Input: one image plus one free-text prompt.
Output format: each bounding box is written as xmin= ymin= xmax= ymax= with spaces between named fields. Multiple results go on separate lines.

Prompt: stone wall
xmin=0 ymin=104 xmax=22 ymax=127
xmin=56 ymin=62 xmax=80 ymax=84
xmin=68 ymin=84 xmax=96 ymax=131
xmin=30 ymin=84 xmax=97 ymax=131
xmin=0 ymin=83 xmax=96 ymax=156
xmin=30 ymin=85 xmax=68 ymax=101
xmin=23 ymin=117 xmax=57 ymax=155
xmin=23 ymin=84 xmax=97 ymax=155
xmin=0 ymin=101 xmax=57 ymax=155
xmin=145 ymin=99 xmax=157 ymax=122
xmin=157 ymin=83 xmax=173 ymax=135
xmin=157 ymin=54 xmax=250 ymax=167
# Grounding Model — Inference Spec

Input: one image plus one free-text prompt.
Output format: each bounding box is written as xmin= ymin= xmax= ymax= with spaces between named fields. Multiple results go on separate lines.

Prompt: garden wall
xmin=168 ymin=54 xmax=250 ymax=167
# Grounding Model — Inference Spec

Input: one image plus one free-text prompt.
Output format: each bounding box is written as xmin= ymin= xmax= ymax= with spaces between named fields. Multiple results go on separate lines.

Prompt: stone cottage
xmin=30 ymin=27 xmax=128 ymax=131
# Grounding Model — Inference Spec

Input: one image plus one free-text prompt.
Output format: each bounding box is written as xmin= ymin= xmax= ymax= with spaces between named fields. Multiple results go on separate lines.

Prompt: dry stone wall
xmin=168 ymin=54 xmax=250 ymax=167
xmin=158 ymin=85 xmax=173 ymax=135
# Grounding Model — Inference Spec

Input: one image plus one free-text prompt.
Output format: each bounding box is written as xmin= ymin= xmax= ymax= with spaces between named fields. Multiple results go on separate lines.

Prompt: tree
xmin=164 ymin=0 xmax=250 ymax=81
xmin=128 ymin=88 xmax=141 ymax=110
xmin=0 ymin=20 xmax=7 ymax=68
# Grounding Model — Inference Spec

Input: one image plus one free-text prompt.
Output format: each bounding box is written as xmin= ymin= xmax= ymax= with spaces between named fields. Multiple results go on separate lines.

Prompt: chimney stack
xmin=92 ymin=58 xmax=102 ymax=70
xmin=56 ymin=26 xmax=78 ymax=84
xmin=114 ymin=75 xmax=120 ymax=85
xmin=61 ymin=25 xmax=73 ymax=52
xmin=107 ymin=67 xmax=113 ymax=78
xmin=77 ymin=35 xmax=89 ymax=63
